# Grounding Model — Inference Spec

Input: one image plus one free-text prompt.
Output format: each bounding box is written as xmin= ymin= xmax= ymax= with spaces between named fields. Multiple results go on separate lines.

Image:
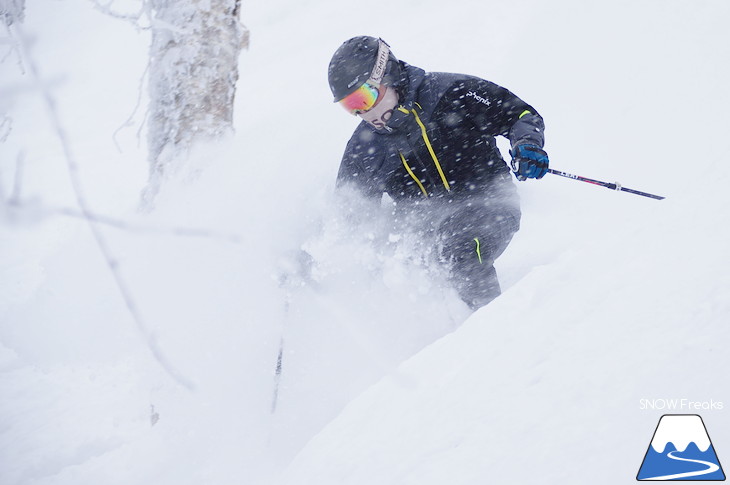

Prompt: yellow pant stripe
xmin=474 ymin=238 xmax=483 ymax=264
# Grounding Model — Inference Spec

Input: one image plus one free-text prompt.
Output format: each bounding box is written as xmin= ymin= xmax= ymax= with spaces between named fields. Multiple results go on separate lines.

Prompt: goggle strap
xmin=369 ymin=39 xmax=390 ymax=85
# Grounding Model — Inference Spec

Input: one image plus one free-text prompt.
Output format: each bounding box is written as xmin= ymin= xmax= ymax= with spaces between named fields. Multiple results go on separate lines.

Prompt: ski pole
xmin=271 ymin=282 xmax=290 ymax=414
xmin=270 ymin=251 xmax=316 ymax=414
xmin=271 ymin=336 xmax=285 ymax=413
xmin=547 ymin=168 xmax=665 ymax=200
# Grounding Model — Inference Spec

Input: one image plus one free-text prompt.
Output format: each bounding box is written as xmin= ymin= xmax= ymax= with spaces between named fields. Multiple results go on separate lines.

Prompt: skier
xmin=328 ymin=36 xmax=549 ymax=310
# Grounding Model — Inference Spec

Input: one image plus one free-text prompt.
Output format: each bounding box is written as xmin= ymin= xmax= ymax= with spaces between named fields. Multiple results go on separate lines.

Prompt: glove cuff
xmin=510 ymin=140 xmax=544 ymax=151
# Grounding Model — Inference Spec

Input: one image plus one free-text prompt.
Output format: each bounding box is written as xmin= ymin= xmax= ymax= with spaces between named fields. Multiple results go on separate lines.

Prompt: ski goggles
xmin=338 ymin=81 xmax=384 ymax=115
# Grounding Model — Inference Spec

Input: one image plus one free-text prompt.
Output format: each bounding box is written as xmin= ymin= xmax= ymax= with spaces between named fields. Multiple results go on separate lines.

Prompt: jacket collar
xmin=365 ymin=62 xmax=426 ymax=135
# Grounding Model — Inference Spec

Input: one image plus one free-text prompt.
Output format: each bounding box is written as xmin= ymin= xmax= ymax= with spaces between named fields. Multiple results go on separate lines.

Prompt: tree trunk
xmin=145 ymin=0 xmax=247 ymax=203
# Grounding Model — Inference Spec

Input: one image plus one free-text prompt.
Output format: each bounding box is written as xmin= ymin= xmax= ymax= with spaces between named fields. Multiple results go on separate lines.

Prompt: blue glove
xmin=510 ymin=143 xmax=549 ymax=181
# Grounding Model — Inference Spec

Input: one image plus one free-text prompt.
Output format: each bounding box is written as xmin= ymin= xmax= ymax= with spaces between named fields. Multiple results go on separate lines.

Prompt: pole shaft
xmin=547 ymin=169 xmax=664 ymax=200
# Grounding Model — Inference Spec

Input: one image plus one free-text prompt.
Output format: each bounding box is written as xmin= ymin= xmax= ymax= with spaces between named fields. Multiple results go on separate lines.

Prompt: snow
xmin=2 ymin=1 xmax=729 ymax=484
xmin=650 ymin=415 xmax=712 ymax=453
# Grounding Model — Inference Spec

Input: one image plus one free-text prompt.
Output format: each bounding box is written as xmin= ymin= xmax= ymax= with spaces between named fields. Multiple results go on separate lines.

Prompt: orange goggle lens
xmin=338 ymin=82 xmax=381 ymax=115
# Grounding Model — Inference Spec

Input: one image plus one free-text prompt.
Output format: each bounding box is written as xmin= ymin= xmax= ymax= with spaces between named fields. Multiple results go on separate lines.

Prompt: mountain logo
xmin=637 ymin=414 xmax=725 ymax=481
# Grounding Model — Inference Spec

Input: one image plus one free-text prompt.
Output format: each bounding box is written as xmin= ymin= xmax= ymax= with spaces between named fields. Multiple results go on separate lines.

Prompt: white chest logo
xmin=466 ymin=91 xmax=491 ymax=106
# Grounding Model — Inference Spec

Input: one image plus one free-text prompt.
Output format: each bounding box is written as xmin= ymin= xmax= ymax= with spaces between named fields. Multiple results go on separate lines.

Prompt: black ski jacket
xmin=336 ymin=63 xmax=545 ymax=207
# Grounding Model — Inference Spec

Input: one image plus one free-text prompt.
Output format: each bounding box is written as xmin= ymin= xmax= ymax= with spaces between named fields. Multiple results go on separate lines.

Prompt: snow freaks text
xmin=639 ymin=399 xmax=724 ymax=411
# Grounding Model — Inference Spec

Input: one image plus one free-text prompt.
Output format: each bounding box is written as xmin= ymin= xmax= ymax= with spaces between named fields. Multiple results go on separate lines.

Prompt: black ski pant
xmin=437 ymin=202 xmax=520 ymax=310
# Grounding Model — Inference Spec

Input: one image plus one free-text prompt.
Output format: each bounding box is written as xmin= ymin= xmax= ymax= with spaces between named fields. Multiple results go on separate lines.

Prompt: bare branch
xmin=10 ymin=21 xmax=196 ymax=391
xmin=2 ymin=17 xmax=25 ymax=73
xmin=52 ymin=205 xmax=246 ymax=245
xmin=0 ymin=116 xmax=11 ymax=143
xmin=8 ymin=150 xmax=23 ymax=204
xmin=0 ymin=0 xmax=25 ymax=25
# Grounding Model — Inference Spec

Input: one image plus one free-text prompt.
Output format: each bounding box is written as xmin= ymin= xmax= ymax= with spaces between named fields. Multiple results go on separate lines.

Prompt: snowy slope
xmin=278 ymin=180 xmax=730 ymax=484
xmin=1 ymin=1 xmax=729 ymax=485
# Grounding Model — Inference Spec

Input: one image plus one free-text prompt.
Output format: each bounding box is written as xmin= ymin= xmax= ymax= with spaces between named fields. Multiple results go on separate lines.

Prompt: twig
xmin=89 ymin=0 xmax=150 ymax=30
xmin=113 ymin=59 xmax=150 ymax=152
xmin=52 ymin=205 xmax=246 ymax=244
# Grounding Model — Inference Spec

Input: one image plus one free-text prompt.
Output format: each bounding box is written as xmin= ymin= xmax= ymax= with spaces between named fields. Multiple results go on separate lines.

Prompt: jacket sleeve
xmin=438 ymin=76 xmax=545 ymax=149
xmin=335 ymin=125 xmax=385 ymax=199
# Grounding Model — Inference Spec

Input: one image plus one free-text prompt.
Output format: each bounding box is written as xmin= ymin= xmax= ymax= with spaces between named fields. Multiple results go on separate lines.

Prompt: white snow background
xmin=2 ymin=1 xmax=729 ymax=484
